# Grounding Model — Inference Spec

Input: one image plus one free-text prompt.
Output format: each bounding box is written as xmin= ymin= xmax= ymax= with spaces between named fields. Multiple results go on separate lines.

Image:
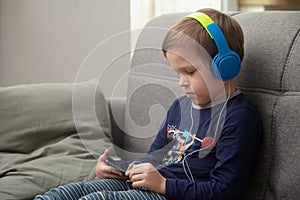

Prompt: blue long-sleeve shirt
xmin=142 ymin=90 xmax=261 ymax=200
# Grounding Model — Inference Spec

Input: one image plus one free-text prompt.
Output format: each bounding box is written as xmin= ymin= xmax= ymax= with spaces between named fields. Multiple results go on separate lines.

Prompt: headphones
xmin=183 ymin=12 xmax=241 ymax=81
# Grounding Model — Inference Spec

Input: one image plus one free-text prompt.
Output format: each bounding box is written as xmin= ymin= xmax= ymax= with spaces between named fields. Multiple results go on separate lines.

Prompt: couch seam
xmin=280 ymin=28 xmax=300 ymax=92
xmin=238 ymin=87 xmax=281 ymax=96
xmin=263 ymin=96 xmax=280 ymax=199
xmin=239 ymin=87 xmax=300 ymax=97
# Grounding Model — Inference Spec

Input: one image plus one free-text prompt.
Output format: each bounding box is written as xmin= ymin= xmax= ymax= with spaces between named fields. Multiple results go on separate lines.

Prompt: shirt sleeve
xmin=165 ymin=108 xmax=261 ymax=200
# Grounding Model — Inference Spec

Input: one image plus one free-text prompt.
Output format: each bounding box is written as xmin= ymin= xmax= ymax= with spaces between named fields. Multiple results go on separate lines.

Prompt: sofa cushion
xmin=0 ymin=80 xmax=117 ymax=199
xmin=234 ymin=11 xmax=300 ymax=200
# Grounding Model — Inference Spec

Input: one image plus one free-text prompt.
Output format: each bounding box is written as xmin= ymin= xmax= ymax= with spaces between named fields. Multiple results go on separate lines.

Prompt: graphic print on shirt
xmin=163 ymin=125 xmax=199 ymax=165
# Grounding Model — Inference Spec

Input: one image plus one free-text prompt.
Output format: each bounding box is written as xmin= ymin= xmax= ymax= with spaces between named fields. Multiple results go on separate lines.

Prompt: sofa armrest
xmin=106 ymin=97 xmax=126 ymax=150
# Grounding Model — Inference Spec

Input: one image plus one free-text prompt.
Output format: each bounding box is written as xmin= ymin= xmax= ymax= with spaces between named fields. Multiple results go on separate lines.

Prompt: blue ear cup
xmin=183 ymin=12 xmax=242 ymax=81
xmin=212 ymin=50 xmax=241 ymax=81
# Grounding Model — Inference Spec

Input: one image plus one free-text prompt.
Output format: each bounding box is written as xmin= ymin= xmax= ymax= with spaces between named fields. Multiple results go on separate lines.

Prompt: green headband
xmin=183 ymin=12 xmax=214 ymax=38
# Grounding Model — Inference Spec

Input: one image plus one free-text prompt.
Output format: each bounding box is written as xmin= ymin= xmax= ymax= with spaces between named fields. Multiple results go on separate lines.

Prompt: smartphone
xmin=105 ymin=157 xmax=128 ymax=174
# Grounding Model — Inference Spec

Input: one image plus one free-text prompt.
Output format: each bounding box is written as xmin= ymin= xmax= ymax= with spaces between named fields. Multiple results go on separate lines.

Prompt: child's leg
xmin=34 ymin=179 xmax=131 ymax=200
xmin=80 ymin=189 xmax=166 ymax=200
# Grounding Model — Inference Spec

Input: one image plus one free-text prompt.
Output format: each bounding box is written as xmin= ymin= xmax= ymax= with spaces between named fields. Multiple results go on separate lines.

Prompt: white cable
xmin=183 ymin=83 xmax=231 ymax=182
xmin=189 ymin=104 xmax=194 ymax=133
xmin=183 ymin=102 xmax=196 ymax=182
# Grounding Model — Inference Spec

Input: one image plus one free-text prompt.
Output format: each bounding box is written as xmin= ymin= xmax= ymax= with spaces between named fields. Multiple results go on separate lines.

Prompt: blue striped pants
xmin=34 ymin=179 xmax=166 ymax=200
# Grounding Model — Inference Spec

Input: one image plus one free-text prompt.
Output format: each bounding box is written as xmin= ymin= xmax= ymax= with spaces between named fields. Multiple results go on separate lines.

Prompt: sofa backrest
xmin=123 ymin=11 xmax=300 ymax=199
xmin=233 ymin=11 xmax=300 ymax=199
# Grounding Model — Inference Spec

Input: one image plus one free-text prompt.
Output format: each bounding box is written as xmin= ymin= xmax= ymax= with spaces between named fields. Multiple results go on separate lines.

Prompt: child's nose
xmin=179 ymin=75 xmax=188 ymax=87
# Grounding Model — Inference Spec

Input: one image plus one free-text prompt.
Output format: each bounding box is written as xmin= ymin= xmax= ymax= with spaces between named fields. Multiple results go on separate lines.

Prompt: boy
xmin=35 ymin=8 xmax=261 ymax=200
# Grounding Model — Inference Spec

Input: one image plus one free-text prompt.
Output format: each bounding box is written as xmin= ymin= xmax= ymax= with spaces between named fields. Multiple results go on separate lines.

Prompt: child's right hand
xmin=95 ymin=149 xmax=127 ymax=179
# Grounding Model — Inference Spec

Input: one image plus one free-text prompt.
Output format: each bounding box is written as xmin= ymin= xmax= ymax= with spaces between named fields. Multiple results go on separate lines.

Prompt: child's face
xmin=166 ymin=52 xmax=223 ymax=106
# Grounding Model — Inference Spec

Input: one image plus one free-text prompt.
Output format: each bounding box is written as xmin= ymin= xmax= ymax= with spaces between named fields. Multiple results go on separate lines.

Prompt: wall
xmin=0 ymin=0 xmax=130 ymax=97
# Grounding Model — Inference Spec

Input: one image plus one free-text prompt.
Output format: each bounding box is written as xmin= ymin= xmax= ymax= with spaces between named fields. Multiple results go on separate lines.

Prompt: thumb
xmin=99 ymin=149 xmax=110 ymax=162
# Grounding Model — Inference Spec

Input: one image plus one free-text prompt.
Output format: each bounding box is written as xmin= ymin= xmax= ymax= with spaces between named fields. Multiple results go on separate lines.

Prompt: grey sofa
xmin=0 ymin=10 xmax=299 ymax=200
xmin=108 ymin=11 xmax=300 ymax=200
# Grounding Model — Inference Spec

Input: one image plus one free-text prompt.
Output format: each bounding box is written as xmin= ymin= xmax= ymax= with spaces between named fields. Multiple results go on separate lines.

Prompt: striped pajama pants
xmin=34 ymin=178 xmax=166 ymax=200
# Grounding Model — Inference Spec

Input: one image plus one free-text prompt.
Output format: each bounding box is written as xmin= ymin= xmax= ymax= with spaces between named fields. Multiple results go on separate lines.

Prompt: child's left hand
xmin=125 ymin=163 xmax=166 ymax=195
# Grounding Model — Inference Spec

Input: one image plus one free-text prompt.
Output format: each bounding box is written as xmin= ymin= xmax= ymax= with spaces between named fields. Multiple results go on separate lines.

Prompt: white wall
xmin=0 ymin=0 xmax=130 ymax=97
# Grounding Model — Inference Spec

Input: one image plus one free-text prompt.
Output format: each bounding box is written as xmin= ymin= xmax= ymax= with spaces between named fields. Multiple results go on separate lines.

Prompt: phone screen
xmin=105 ymin=158 xmax=128 ymax=174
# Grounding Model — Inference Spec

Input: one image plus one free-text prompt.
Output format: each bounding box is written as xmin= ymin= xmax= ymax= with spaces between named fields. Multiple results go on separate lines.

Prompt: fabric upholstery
xmin=0 ymin=80 xmax=116 ymax=199
xmin=234 ymin=11 xmax=300 ymax=200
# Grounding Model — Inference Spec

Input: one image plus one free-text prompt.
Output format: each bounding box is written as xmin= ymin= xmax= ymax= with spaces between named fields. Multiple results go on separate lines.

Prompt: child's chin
xmin=189 ymin=98 xmax=200 ymax=105
xmin=186 ymin=93 xmax=197 ymax=99
xmin=190 ymin=98 xmax=209 ymax=106
xmin=186 ymin=94 xmax=208 ymax=106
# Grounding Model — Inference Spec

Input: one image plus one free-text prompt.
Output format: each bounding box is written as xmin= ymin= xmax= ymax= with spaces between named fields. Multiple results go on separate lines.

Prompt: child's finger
xmin=128 ymin=163 xmax=155 ymax=176
xmin=98 ymin=149 xmax=110 ymax=162
xmin=106 ymin=165 xmax=124 ymax=176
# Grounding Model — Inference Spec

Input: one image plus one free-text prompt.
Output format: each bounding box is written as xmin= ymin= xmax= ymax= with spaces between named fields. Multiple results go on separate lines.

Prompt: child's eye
xmin=186 ymin=71 xmax=195 ymax=75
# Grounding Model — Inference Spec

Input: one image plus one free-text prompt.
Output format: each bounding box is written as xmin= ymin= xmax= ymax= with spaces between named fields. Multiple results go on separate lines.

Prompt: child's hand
xmin=126 ymin=163 xmax=166 ymax=195
xmin=95 ymin=149 xmax=127 ymax=179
